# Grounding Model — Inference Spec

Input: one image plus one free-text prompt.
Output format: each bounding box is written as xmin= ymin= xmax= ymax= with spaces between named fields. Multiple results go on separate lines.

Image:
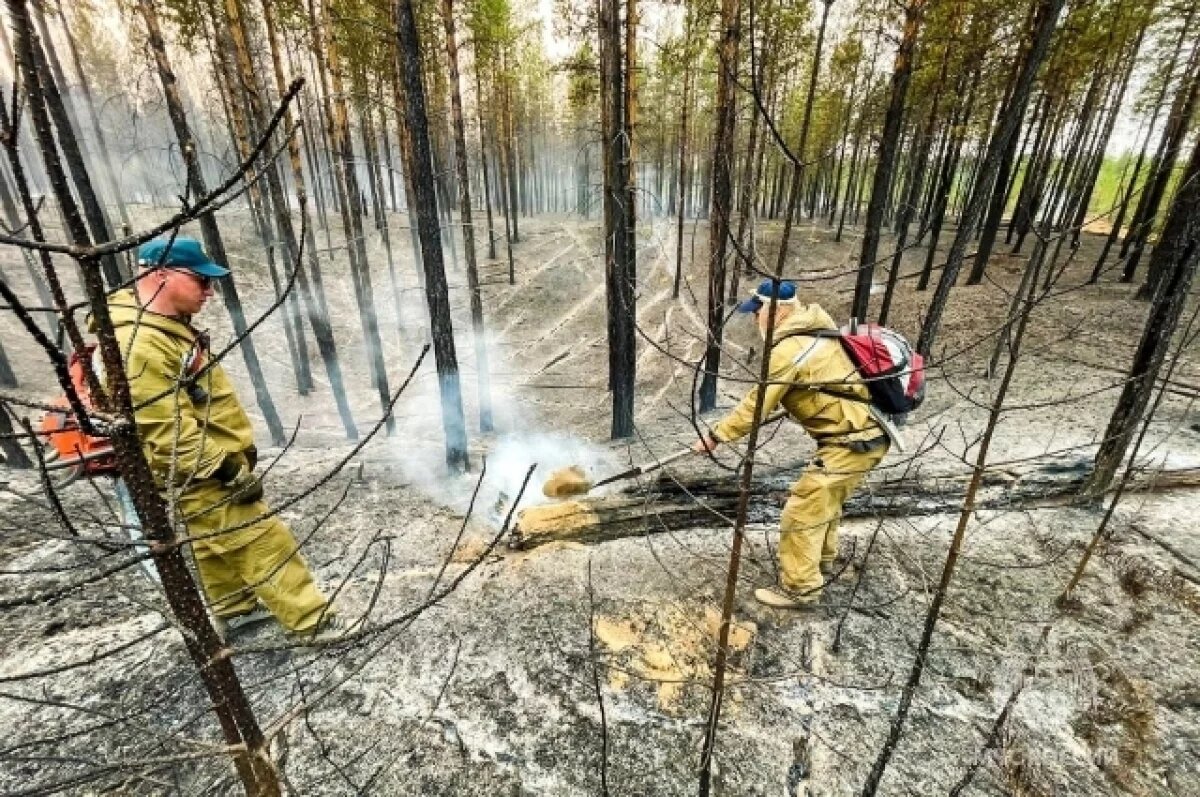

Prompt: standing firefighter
xmin=95 ymin=236 xmax=337 ymax=638
xmin=693 ymin=280 xmax=892 ymax=610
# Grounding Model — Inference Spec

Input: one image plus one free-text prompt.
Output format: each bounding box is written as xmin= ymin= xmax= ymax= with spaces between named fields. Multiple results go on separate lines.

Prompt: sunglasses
xmin=167 ymin=268 xmax=213 ymax=290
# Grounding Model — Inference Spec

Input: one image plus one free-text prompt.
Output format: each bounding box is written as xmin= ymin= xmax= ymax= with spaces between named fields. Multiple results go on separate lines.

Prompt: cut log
xmin=508 ymin=456 xmax=1200 ymax=549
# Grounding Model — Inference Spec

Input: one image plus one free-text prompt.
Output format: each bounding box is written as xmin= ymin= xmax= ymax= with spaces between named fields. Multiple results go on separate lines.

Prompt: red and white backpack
xmin=788 ymin=320 xmax=926 ymax=420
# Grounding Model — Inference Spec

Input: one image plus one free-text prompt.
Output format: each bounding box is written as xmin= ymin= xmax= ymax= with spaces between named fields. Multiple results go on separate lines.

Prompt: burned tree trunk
xmin=259 ymin=0 xmax=358 ymax=439
xmin=917 ymin=0 xmax=1066 ymax=357
xmin=0 ymin=338 xmax=16 ymax=389
xmin=53 ymin=0 xmax=130 ymax=230
xmin=0 ymin=399 xmax=31 ymax=468
xmin=854 ymin=0 xmax=925 ymax=320
xmin=773 ymin=0 xmax=832 ymax=277
xmin=475 ymin=70 xmax=498 ymax=261
xmin=441 ymin=0 xmax=494 ymax=433
xmin=205 ymin=5 xmax=314 ymax=402
xmin=1089 ymin=137 xmax=1200 ymax=495
xmin=1094 ymin=25 xmax=1185 ymax=280
xmin=6 ymin=1 xmax=281 ymax=792
xmin=697 ymin=0 xmax=740 ymax=414
xmin=395 ymin=0 xmax=470 ymax=471
xmin=672 ymin=8 xmax=695 ymax=300
xmin=21 ymin=6 xmax=123 ymax=288
xmin=509 ymin=455 xmax=1200 ymax=550
xmin=315 ymin=0 xmax=395 ymax=433
xmin=599 ymin=0 xmax=636 ymax=437
xmin=1123 ymin=48 xmax=1200 ymax=288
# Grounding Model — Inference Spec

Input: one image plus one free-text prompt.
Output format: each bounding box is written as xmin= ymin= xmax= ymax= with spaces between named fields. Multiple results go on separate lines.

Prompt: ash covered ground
xmin=2 ymin=208 xmax=1199 ymax=795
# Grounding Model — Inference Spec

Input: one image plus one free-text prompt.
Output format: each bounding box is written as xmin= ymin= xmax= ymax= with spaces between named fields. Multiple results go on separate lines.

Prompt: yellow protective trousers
xmin=778 ymin=442 xmax=887 ymax=596
xmin=181 ymin=486 xmax=329 ymax=633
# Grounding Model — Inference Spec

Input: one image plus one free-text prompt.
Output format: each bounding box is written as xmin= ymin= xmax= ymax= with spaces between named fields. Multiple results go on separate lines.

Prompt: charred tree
xmin=917 ymin=0 xmax=1066 ymax=357
xmin=258 ymin=0 xmax=358 ymax=438
xmin=1089 ymin=137 xmax=1200 ymax=494
xmin=1122 ymin=48 xmax=1200 ymax=286
xmin=6 ymin=1 xmax=281 ymax=792
xmin=396 ymin=0 xmax=470 ymax=470
xmin=441 ymin=0 xmax=494 ymax=433
xmin=697 ymin=0 xmax=740 ymax=414
xmin=854 ymin=0 xmax=925 ymax=319
xmin=599 ymin=0 xmax=636 ymax=437
xmin=774 ymin=0 xmax=832 ymax=277
xmin=672 ymin=4 xmax=696 ymax=299
xmin=315 ymin=0 xmax=395 ymax=433
xmin=53 ymin=0 xmax=130 ymax=229
xmin=21 ymin=6 xmax=123 ymax=288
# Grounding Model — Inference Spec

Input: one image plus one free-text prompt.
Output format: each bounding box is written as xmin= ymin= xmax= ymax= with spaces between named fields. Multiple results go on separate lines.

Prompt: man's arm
xmin=706 ymin=350 xmax=800 ymax=445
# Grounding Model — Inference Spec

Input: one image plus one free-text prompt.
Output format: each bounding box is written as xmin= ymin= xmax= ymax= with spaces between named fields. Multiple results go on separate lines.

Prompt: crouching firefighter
xmin=693 ymin=279 xmax=897 ymax=610
xmin=93 ymin=236 xmax=338 ymax=638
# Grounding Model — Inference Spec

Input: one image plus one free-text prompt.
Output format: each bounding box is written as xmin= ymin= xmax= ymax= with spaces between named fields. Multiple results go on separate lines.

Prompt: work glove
xmin=212 ymin=453 xmax=264 ymax=505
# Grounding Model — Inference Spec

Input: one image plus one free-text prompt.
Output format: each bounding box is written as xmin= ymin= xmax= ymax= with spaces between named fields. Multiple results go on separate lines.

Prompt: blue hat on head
xmin=736 ymin=279 xmax=798 ymax=313
xmin=137 ymin=236 xmax=229 ymax=278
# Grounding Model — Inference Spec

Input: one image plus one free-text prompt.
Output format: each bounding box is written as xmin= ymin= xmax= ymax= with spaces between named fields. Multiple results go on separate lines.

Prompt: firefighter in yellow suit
xmin=96 ymin=236 xmax=333 ymax=637
xmin=694 ymin=279 xmax=890 ymax=609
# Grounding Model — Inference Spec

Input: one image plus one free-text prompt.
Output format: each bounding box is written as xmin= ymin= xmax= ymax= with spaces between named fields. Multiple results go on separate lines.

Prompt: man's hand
xmin=213 ymin=452 xmax=264 ymax=504
xmin=693 ymin=434 xmax=719 ymax=454
xmin=226 ymin=468 xmax=264 ymax=504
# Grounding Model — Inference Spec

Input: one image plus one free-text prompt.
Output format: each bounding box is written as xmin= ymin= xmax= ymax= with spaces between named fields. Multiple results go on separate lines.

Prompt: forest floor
xmin=1 ymin=205 xmax=1199 ymax=796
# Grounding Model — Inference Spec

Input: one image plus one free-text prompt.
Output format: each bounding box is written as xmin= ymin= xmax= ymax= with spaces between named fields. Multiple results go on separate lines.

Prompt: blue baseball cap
xmin=736 ymin=279 xmax=798 ymax=313
xmin=137 ymin=236 xmax=229 ymax=278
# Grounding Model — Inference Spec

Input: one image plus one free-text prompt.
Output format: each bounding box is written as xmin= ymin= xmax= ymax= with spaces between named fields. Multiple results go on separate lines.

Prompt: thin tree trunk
xmin=828 ymin=54 xmax=864 ymax=226
xmin=1090 ymin=137 xmax=1200 ymax=493
xmin=916 ymin=70 xmax=977 ymax=291
xmin=7 ymin=2 xmax=281 ymax=792
xmin=1124 ymin=47 xmax=1200 ymax=286
xmin=441 ymin=0 xmax=494 ymax=433
xmin=672 ymin=8 xmax=695 ymax=299
xmin=260 ymin=0 xmax=357 ymax=438
xmin=205 ymin=4 xmax=313 ymax=401
xmin=395 ymin=0 xmax=469 ymax=470
xmin=600 ymin=0 xmax=636 ymax=437
xmin=854 ymin=0 xmax=926 ymax=319
xmin=697 ymin=0 xmax=740 ymax=414
xmin=474 ymin=69 xmax=498 ymax=260
xmin=53 ymin=0 xmax=130 ymax=229
xmin=966 ymin=58 xmax=1042 ymax=285
xmin=23 ymin=5 xmax=122 ymax=287
xmin=774 ymin=0 xmax=832 ymax=274
xmin=1070 ymin=36 xmax=1140 ymax=250
xmin=314 ymin=0 xmax=395 ymax=432
xmin=918 ymin=0 xmax=1067 ymax=357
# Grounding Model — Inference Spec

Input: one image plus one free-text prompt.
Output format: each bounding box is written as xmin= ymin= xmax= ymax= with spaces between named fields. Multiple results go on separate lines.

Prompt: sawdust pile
xmin=593 ymin=605 xmax=757 ymax=713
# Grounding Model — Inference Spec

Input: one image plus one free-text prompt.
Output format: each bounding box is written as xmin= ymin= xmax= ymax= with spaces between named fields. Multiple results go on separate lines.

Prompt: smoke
xmin=379 ymin=320 xmax=621 ymax=527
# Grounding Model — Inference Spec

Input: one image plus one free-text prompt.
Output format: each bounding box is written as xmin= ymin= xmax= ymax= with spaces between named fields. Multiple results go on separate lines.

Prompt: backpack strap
xmin=773 ymin=327 xmax=871 ymax=405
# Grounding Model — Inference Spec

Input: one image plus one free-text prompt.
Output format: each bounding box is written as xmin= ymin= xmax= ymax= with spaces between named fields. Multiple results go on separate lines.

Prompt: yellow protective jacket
xmin=91 ymin=290 xmax=255 ymax=490
xmin=711 ymin=303 xmax=882 ymax=446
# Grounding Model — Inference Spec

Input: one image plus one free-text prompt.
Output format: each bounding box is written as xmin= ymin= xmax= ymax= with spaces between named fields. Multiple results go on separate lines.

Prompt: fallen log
xmin=508 ymin=456 xmax=1200 ymax=550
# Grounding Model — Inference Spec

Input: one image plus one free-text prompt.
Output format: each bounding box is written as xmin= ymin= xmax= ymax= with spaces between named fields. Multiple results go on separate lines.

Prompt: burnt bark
xmin=599 ymin=0 xmax=636 ymax=437
xmin=697 ymin=0 xmax=740 ymax=414
xmin=396 ymin=0 xmax=470 ymax=470
xmin=6 ymin=1 xmax=281 ymax=792
xmin=1123 ymin=48 xmax=1200 ymax=286
xmin=441 ymin=0 xmax=494 ymax=433
xmin=854 ymin=0 xmax=925 ymax=319
xmin=918 ymin=0 xmax=1066 ymax=357
xmin=1090 ymin=137 xmax=1200 ymax=494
